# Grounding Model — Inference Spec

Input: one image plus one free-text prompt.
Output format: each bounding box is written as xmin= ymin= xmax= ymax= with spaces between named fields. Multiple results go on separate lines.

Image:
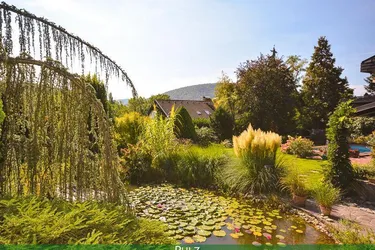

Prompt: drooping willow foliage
xmin=0 ymin=52 xmax=126 ymax=203
xmin=0 ymin=1 xmax=137 ymax=97
xmin=0 ymin=2 xmax=134 ymax=203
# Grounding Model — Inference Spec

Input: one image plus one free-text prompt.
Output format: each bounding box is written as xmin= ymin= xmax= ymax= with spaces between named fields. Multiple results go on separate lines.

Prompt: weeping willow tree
xmin=0 ymin=2 xmax=137 ymax=203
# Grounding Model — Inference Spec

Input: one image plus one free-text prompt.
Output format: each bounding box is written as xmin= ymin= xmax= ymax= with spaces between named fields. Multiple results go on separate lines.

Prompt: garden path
xmin=299 ymin=199 xmax=375 ymax=232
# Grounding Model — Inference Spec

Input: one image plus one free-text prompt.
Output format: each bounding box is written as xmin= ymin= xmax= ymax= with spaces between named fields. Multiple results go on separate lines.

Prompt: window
xmin=204 ymin=110 xmax=210 ymax=115
xmin=196 ymin=111 xmax=202 ymax=115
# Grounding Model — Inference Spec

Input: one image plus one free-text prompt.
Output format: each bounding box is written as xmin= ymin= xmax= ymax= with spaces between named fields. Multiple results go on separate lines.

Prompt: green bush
xmin=175 ymin=144 xmax=229 ymax=188
xmin=193 ymin=117 xmax=210 ymax=128
xmin=281 ymin=169 xmax=309 ymax=197
xmin=196 ymin=127 xmax=219 ymax=146
xmin=210 ymin=106 xmax=234 ymax=141
xmin=174 ymin=107 xmax=197 ymax=141
xmin=285 ymin=136 xmax=314 ymax=158
xmin=326 ymin=101 xmax=355 ymax=188
xmin=328 ymin=220 xmax=375 ymax=244
xmin=312 ymin=181 xmax=340 ymax=207
xmin=350 ymin=117 xmax=375 ymax=137
xmin=114 ymin=112 xmax=148 ymax=149
xmin=0 ymin=197 xmax=175 ymax=244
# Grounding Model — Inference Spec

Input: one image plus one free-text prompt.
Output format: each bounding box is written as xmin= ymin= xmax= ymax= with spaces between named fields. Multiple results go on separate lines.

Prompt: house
xmin=354 ymin=55 xmax=375 ymax=117
xmin=149 ymin=97 xmax=215 ymax=119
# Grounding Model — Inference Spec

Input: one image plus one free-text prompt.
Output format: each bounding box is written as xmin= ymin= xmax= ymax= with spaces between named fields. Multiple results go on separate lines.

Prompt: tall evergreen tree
xmin=364 ymin=74 xmax=375 ymax=95
xmin=301 ymin=36 xmax=353 ymax=130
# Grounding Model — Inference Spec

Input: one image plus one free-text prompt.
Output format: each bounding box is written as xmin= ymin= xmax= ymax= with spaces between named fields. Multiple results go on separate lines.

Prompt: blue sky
xmin=12 ymin=0 xmax=375 ymax=99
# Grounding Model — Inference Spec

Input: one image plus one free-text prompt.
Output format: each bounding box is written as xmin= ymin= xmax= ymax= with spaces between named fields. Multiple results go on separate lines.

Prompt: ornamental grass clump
xmin=223 ymin=124 xmax=283 ymax=194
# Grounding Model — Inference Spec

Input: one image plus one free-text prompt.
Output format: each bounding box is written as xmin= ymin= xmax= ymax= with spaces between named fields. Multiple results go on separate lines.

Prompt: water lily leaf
xmin=168 ymin=225 xmax=178 ymax=230
xmin=166 ymin=230 xmax=176 ymax=236
xmin=180 ymin=222 xmax=188 ymax=227
xmin=201 ymin=225 xmax=215 ymax=231
xmin=227 ymin=223 xmax=235 ymax=230
xmin=253 ymin=231 xmax=262 ymax=237
xmin=291 ymin=226 xmax=297 ymax=229
xmin=193 ymin=235 xmax=206 ymax=243
xmin=197 ymin=229 xmax=211 ymax=237
xmin=214 ymin=224 xmax=222 ymax=230
xmin=185 ymin=226 xmax=195 ymax=232
xmin=263 ymin=233 xmax=272 ymax=240
xmin=280 ymin=229 xmax=286 ymax=233
xmin=263 ymin=221 xmax=272 ymax=226
xmin=276 ymin=235 xmax=285 ymax=240
xmin=242 ymin=224 xmax=251 ymax=230
xmin=183 ymin=237 xmax=194 ymax=244
xmin=276 ymin=216 xmax=283 ymax=219
xmin=271 ymin=225 xmax=277 ymax=230
xmin=213 ymin=230 xmax=226 ymax=237
xmin=237 ymin=232 xmax=244 ymax=237
xmin=296 ymin=229 xmax=304 ymax=234
xmin=174 ymin=234 xmax=184 ymax=240
xmin=204 ymin=220 xmax=216 ymax=226
xmin=230 ymin=233 xmax=239 ymax=239
xmin=244 ymin=229 xmax=252 ymax=234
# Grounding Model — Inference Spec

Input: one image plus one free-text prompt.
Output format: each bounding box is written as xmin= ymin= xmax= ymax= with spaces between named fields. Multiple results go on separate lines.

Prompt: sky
xmin=11 ymin=0 xmax=375 ymax=99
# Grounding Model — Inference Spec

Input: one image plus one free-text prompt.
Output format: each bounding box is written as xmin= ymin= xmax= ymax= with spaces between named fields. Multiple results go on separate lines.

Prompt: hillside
xmin=164 ymin=83 xmax=217 ymax=100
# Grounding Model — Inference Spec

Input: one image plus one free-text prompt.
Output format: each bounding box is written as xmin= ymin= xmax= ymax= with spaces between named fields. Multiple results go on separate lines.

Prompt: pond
xmin=128 ymin=185 xmax=334 ymax=246
xmin=350 ymin=144 xmax=371 ymax=153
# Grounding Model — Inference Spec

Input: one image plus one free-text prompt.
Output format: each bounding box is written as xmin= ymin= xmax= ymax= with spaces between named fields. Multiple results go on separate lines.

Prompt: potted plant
xmin=313 ymin=182 xmax=341 ymax=216
xmin=281 ymin=170 xmax=309 ymax=207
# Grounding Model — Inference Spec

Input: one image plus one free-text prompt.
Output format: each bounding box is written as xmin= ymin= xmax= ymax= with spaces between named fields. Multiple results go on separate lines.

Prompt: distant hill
xmin=164 ymin=83 xmax=217 ymax=100
xmin=117 ymin=99 xmax=129 ymax=105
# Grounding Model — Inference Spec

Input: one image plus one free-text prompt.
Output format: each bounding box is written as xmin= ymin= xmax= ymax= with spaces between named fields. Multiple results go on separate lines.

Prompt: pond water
xmin=128 ymin=185 xmax=334 ymax=246
xmin=350 ymin=144 xmax=371 ymax=153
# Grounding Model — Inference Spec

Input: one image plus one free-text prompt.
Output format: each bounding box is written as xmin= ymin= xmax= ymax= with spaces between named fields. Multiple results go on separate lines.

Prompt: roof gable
xmin=361 ymin=55 xmax=375 ymax=73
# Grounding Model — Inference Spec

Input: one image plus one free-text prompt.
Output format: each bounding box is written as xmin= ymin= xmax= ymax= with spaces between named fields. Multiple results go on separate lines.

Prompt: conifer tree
xmin=364 ymin=74 xmax=375 ymax=95
xmin=301 ymin=36 xmax=353 ymax=130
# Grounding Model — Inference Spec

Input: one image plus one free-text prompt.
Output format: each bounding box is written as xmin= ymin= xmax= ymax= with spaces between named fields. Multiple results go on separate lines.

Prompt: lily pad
xmin=253 ymin=231 xmax=262 ymax=237
xmin=183 ymin=237 xmax=194 ymax=244
xmin=230 ymin=233 xmax=239 ymax=239
xmin=291 ymin=225 xmax=297 ymax=229
xmin=276 ymin=235 xmax=285 ymax=240
xmin=296 ymin=229 xmax=304 ymax=234
xmin=213 ymin=230 xmax=226 ymax=237
xmin=174 ymin=234 xmax=184 ymax=240
xmin=277 ymin=242 xmax=287 ymax=247
xmin=193 ymin=235 xmax=206 ymax=243
xmin=197 ymin=230 xmax=211 ymax=237
xmin=252 ymin=241 xmax=262 ymax=246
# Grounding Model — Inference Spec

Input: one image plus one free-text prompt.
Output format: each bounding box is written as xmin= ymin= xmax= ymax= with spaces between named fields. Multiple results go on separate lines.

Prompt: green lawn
xmin=279 ymin=153 xmax=328 ymax=191
xmin=224 ymin=147 xmax=327 ymax=191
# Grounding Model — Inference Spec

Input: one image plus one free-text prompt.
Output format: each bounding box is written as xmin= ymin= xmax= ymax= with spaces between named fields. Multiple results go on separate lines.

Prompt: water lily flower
xmin=234 ymin=227 xmax=240 ymax=233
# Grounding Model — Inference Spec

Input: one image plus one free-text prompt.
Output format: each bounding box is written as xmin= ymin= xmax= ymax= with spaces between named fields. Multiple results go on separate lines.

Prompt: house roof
xmin=352 ymin=95 xmax=375 ymax=106
xmin=154 ymin=99 xmax=215 ymax=119
xmin=361 ymin=55 xmax=375 ymax=73
xmin=355 ymin=101 xmax=375 ymax=117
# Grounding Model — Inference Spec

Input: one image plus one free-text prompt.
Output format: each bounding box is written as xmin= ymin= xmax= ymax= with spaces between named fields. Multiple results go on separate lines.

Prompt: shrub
xmin=223 ymin=124 xmax=282 ymax=194
xmin=350 ymin=117 xmax=375 ymax=137
xmin=353 ymin=163 xmax=375 ymax=180
xmin=114 ymin=112 xmax=148 ymax=149
xmin=220 ymin=139 xmax=232 ymax=148
xmin=283 ymin=136 xmax=314 ymax=158
xmin=326 ymin=101 xmax=355 ymax=188
xmin=196 ymin=126 xmax=219 ymax=146
xmin=0 ymin=197 xmax=175 ymax=244
xmin=193 ymin=117 xmax=210 ymax=128
xmin=210 ymin=106 xmax=234 ymax=141
xmin=312 ymin=181 xmax=340 ymax=207
xmin=281 ymin=169 xmax=309 ymax=197
xmin=175 ymin=144 xmax=229 ymax=188
xmin=328 ymin=220 xmax=375 ymax=244
xmin=174 ymin=107 xmax=197 ymax=141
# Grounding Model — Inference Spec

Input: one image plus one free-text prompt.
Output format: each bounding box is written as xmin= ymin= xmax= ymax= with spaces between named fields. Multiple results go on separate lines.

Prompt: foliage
xmin=224 ymin=124 xmax=283 ymax=194
xmin=214 ymin=72 xmax=237 ymax=121
xmin=0 ymin=196 xmax=175 ymax=244
xmin=175 ymin=144 xmax=229 ymax=188
xmin=235 ymin=48 xmax=299 ymax=135
xmin=301 ymin=36 xmax=353 ymax=130
xmin=0 ymin=55 xmax=123 ymax=202
xmin=350 ymin=117 xmax=375 ymax=137
xmin=364 ymin=73 xmax=375 ymax=95
xmin=114 ymin=112 xmax=148 ymax=149
xmin=220 ymin=139 xmax=233 ymax=148
xmin=110 ymin=100 xmax=129 ymax=118
xmin=353 ymin=163 xmax=375 ymax=180
xmin=312 ymin=181 xmax=340 ymax=207
xmin=210 ymin=106 xmax=234 ymax=141
xmin=326 ymin=101 xmax=355 ymax=188
xmin=281 ymin=169 xmax=309 ymax=197
xmin=285 ymin=55 xmax=308 ymax=86
xmin=0 ymin=99 xmax=5 ymax=126
xmin=283 ymin=136 xmax=314 ymax=158
xmin=174 ymin=106 xmax=197 ymax=141
xmin=329 ymin=220 xmax=375 ymax=244
xmin=195 ymin=127 xmax=219 ymax=146
xmin=193 ymin=117 xmax=211 ymax=128
xmin=128 ymin=94 xmax=170 ymax=116
xmin=141 ymin=108 xmax=178 ymax=165
xmin=0 ymin=2 xmax=137 ymax=95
